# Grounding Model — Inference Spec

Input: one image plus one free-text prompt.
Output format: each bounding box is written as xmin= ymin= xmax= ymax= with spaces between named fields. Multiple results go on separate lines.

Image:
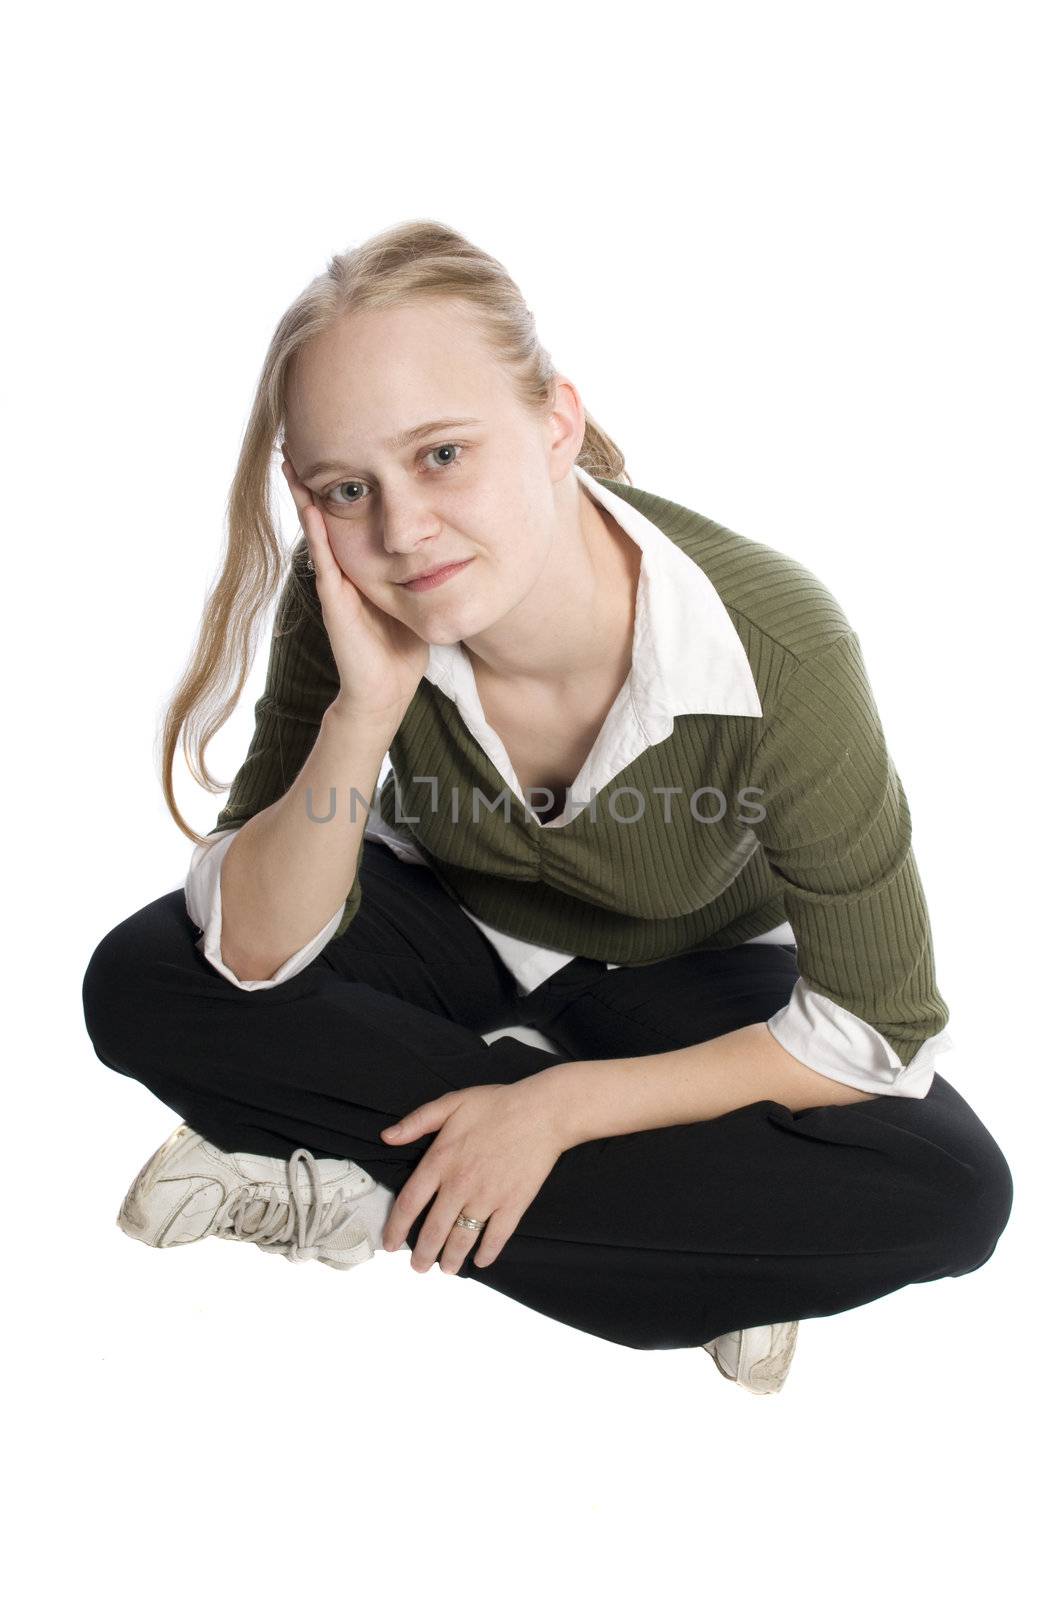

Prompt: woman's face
xmin=282 ymin=298 xmax=576 ymax=644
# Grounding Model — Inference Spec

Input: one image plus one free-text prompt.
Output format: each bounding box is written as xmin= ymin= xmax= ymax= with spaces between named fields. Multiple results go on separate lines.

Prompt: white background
xmin=6 ymin=1 xmax=1056 ymax=1594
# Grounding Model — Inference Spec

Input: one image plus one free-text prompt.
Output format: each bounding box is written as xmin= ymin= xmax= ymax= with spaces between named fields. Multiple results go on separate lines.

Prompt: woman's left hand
xmin=378 ymin=1079 xmax=568 ymax=1273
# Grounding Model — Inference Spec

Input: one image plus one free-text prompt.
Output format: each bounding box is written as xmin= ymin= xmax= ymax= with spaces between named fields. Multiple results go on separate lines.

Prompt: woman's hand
xmin=378 ymin=1080 xmax=568 ymax=1273
xmin=280 ymin=444 xmax=429 ymax=728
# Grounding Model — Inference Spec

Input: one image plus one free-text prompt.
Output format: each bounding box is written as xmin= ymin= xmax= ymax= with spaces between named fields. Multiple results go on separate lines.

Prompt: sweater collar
xmin=422 ymin=461 xmax=763 ymax=743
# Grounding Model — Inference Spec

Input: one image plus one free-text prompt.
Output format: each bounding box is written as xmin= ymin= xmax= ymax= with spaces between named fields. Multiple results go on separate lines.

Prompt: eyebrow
xmin=300 ymin=417 xmax=483 ymax=482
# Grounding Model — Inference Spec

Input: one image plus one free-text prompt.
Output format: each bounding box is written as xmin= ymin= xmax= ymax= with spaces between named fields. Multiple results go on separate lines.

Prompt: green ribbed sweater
xmin=214 ymin=477 xmax=948 ymax=1067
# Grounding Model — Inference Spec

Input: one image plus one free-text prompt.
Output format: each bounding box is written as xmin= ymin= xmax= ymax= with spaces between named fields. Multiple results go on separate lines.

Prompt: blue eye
xmin=322 ymin=442 xmax=466 ymax=511
xmin=425 ymin=442 xmax=464 ymax=469
xmin=326 ymin=482 xmax=367 ymax=508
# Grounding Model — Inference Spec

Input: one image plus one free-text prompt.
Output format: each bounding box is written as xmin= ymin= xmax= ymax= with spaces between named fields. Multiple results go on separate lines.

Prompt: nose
xmin=378 ymin=486 xmax=444 ymax=559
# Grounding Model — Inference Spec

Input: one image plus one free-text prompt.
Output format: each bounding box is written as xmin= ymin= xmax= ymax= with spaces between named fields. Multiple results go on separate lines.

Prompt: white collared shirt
xmin=187 ymin=463 xmax=951 ymax=1097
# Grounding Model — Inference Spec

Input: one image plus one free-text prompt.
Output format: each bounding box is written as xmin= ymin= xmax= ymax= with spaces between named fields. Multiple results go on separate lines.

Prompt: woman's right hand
xmin=280 ymin=446 xmax=429 ymax=729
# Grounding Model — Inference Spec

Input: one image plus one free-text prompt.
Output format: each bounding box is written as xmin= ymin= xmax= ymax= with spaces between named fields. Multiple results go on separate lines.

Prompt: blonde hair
xmin=160 ymin=218 xmax=631 ymax=844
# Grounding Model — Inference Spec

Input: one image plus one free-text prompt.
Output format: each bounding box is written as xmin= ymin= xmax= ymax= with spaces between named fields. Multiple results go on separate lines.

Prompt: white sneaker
xmin=116 ymin=1123 xmax=391 ymax=1270
xmin=704 ymin=1321 xmax=800 ymax=1394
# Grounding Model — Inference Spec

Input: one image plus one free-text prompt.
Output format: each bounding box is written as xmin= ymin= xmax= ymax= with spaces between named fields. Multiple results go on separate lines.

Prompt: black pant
xmin=81 ymin=840 xmax=1014 ymax=1351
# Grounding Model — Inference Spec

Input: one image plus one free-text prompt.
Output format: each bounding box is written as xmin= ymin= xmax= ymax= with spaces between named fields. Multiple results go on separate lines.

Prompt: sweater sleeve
xmin=196 ymin=545 xmax=372 ymax=972
xmin=746 ymin=630 xmax=954 ymax=1098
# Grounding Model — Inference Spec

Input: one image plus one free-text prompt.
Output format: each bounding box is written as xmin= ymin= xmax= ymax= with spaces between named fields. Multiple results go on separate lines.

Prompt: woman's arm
xmin=218 ymin=701 xmax=399 ymax=982
xmin=535 ymin=627 xmax=950 ymax=1144
xmin=743 ymin=628 xmax=952 ymax=1092
xmin=187 ymin=544 xmax=402 ymax=984
xmin=186 ymin=825 xmax=346 ymax=991
xmin=535 ymin=1023 xmax=878 ymax=1150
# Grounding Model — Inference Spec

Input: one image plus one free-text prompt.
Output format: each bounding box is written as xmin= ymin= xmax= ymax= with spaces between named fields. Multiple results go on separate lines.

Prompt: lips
xmin=398 ymin=558 xmax=473 ymax=585
xmin=401 ymin=562 xmax=460 ymax=582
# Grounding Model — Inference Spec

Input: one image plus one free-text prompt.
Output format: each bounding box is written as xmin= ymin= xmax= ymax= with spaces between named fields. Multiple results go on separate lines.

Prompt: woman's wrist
xmin=525 ymin=1060 xmax=595 ymax=1151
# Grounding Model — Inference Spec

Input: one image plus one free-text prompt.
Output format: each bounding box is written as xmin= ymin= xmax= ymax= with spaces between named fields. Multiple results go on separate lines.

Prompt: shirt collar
xmin=422 ymin=461 xmax=763 ymax=744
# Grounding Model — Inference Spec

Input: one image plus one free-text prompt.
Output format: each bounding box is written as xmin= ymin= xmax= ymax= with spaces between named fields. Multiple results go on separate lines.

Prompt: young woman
xmin=82 ymin=219 xmax=1013 ymax=1394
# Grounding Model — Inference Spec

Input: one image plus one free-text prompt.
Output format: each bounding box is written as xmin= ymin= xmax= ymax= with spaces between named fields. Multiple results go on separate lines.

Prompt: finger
xmin=381 ymin=1094 xmax=455 ymax=1144
xmin=380 ymin=1111 xmax=418 ymax=1143
xmin=410 ymin=1188 xmax=476 ymax=1274
xmin=279 ymin=450 xmax=333 ymax=565
xmin=279 ymin=454 xmax=322 ymax=530
xmin=281 ymin=463 xmax=342 ymax=590
xmin=279 ymin=452 xmax=311 ymax=509
xmin=300 ymin=499 xmax=343 ymax=586
xmin=468 ymin=1207 xmax=518 ymax=1271
xmin=381 ymin=1164 xmax=441 ymax=1255
xmin=438 ymin=1206 xmax=494 ymax=1275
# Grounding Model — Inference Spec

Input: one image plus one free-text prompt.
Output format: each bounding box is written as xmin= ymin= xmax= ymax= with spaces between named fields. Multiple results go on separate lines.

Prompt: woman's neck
xmin=462 ymin=479 xmax=641 ymax=696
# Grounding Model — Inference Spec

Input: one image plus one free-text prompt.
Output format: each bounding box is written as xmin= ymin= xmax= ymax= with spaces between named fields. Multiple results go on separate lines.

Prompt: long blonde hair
xmin=161 ymin=218 xmax=631 ymax=845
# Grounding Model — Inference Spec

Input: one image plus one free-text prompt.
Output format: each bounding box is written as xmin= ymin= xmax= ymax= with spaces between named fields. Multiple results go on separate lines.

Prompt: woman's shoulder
xmin=604 ymin=477 xmax=855 ymax=667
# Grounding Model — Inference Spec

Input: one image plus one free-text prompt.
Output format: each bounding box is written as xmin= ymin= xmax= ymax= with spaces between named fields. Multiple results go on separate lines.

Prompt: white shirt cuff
xmin=185 ymin=827 xmax=345 ymax=991
xmin=764 ymin=977 xmax=954 ymax=1099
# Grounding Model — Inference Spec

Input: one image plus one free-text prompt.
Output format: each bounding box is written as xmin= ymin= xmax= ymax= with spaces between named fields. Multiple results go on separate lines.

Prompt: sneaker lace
xmin=216 ymin=1148 xmax=363 ymax=1263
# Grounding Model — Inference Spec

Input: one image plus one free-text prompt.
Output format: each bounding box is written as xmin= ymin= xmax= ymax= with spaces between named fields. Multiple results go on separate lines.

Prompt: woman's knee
xmin=920 ymin=1123 xmax=1015 ymax=1280
xmin=947 ymin=1138 xmax=1015 ymax=1276
xmin=82 ymin=889 xmax=194 ymax=1064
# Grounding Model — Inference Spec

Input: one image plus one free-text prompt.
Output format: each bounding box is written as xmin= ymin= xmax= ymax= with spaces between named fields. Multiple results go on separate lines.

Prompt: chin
xmin=415 ymin=614 xmax=473 ymax=646
xmin=402 ymin=588 xmax=499 ymax=646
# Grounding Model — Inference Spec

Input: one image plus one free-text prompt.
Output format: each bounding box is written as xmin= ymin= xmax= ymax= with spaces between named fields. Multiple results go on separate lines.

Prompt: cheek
xmin=326 ymin=535 xmax=409 ymax=613
xmin=324 ymin=525 xmax=372 ymax=582
xmin=331 ymin=546 xmax=363 ymax=583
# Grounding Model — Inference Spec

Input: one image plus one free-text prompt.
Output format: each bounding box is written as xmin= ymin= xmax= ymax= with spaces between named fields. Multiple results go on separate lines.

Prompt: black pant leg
xmin=84 ymin=864 xmax=1014 ymax=1352
xmin=467 ymin=944 xmax=1013 ymax=1349
xmin=81 ymin=842 xmax=569 ymax=1183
